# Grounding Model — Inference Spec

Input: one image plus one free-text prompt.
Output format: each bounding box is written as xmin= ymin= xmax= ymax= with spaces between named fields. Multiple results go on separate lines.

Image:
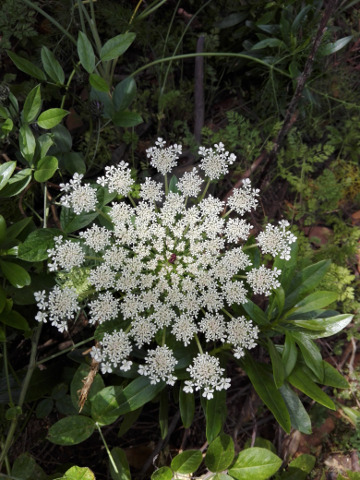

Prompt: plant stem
xmin=194 ymin=334 xmax=203 ymax=354
xmin=36 ymin=336 xmax=95 ymax=366
xmin=2 ymin=328 xmax=13 ymax=407
xmin=199 ymin=179 xmax=211 ymax=201
xmin=95 ymin=422 xmax=119 ymax=474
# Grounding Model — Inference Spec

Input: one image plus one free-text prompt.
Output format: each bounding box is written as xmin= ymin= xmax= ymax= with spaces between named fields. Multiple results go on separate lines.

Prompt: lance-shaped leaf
xmin=77 ymin=31 xmax=95 ymax=73
xmin=22 ymin=84 xmax=42 ymax=123
xmin=7 ymin=51 xmax=46 ymax=81
xmin=288 ymin=367 xmax=335 ymax=410
xmin=100 ymin=32 xmax=136 ymax=61
xmin=41 ymin=46 xmax=65 ymax=84
xmin=37 ymin=108 xmax=69 ymax=129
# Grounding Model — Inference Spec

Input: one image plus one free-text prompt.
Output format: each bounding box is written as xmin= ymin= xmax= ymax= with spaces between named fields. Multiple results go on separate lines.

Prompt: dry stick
xmin=194 ymin=35 xmax=205 ymax=145
xmin=223 ymin=0 xmax=340 ymax=205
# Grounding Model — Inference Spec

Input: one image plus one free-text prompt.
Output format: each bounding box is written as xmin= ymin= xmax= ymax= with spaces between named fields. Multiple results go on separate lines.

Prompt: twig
xmin=194 ymin=35 xmax=205 ymax=144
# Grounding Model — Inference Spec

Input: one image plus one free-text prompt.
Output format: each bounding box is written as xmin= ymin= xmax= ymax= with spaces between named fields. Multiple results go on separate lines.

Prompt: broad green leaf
xmin=273 ymin=286 xmax=285 ymax=317
xmin=63 ymin=152 xmax=87 ymax=176
xmin=0 ymin=309 xmax=30 ymax=331
xmin=77 ymin=31 xmax=96 ymax=73
xmin=205 ymin=389 xmax=227 ymax=443
xmin=282 ymin=333 xmax=298 ymax=377
xmin=292 ymin=314 xmax=353 ymax=338
xmin=112 ymin=110 xmax=143 ymax=127
xmin=279 ymin=383 xmax=312 ymax=434
xmin=1 ymin=118 xmax=13 ymax=134
xmin=117 ymin=407 xmax=142 ymax=437
xmin=19 ymin=124 xmax=36 ymax=163
xmin=169 ymin=175 xmax=179 ymax=193
xmin=321 ymin=35 xmax=353 ymax=56
xmin=90 ymin=385 xmax=123 ymax=425
xmin=50 ymin=124 xmax=72 ymax=152
xmin=109 ymin=447 xmax=131 ymax=480
xmin=171 ymin=450 xmax=202 ymax=475
xmin=22 ymin=84 xmax=42 ymax=123
xmin=37 ymin=108 xmax=69 ymax=129
xmin=243 ymin=437 xmax=276 ymax=453
xmin=211 ymin=475 xmax=233 ymax=480
xmin=60 ymin=207 xmax=99 ymax=234
xmin=36 ymin=398 xmax=54 ymax=418
xmin=291 ymin=6 xmax=312 ymax=33
xmin=291 ymin=291 xmax=338 ymax=315
xmin=228 ymin=447 xmax=282 ymax=480
xmin=322 ymin=361 xmax=349 ymax=389
xmin=151 ymin=467 xmax=173 ymax=480
xmin=70 ymin=363 xmax=105 ymax=416
xmin=34 ymin=156 xmax=58 ymax=182
xmin=0 ymin=215 xmax=6 ymax=244
xmin=59 ymin=465 xmax=95 ymax=480
xmin=89 ymin=73 xmax=109 ymax=92
xmin=267 ymin=338 xmax=285 ymax=388
xmin=284 ymin=260 xmax=331 ymax=310
xmin=179 ymin=382 xmax=195 ymax=428
xmin=0 ymin=260 xmax=31 ymax=288
xmin=17 ymin=228 xmax=61 ymax=262
xmin=0 ymin=161 xmax=16 ymax=190
xmin=279 ymin=454 xmax=316 ymax=479
xmin=113 ymin=77 xmax=137 ymax=111
xmin=251 ymin=38 xmax=286 ymax=50
xmin=100 ymin=32 xmax=136 ymax=61
xmin=5 ymin=405 xmax=21 ymax=420
xmin=47 ymin=415 xmax=95 ymax=445
xmin=0 ymin=106 xmax=9 ymax=119
xmin=6 ymin=217 xmax=32 ymax=240
xmin=242 ymin=355 xmax=291 ymax=433
xmin=38 ymin=133 xmax=54 ymax=158
xmin=11 ymin=453 xmax=47 ymax=480
xmin=41 ymin=46 xmax=65 ymax=84
xmin=292 ymin=332 xmax=324 ymax=382
xmin=205 ymin=433 xmax=235 ymax=472
xmin=0 ymin=169 xmax=32 ymax=197
xmin=288 ymin=367 xmax=335 ymax=410
xmin=7 ymin=51 xmax=46 ymax=81
xmin=242 ymin=299 xmax=269 ymax=325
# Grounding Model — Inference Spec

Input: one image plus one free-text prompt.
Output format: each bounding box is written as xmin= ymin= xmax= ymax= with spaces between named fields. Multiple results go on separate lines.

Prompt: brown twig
xmin=78 ymin=356 xmax=99 ymax=413
xmin=222 ymin=0 xmax=340 ymax=205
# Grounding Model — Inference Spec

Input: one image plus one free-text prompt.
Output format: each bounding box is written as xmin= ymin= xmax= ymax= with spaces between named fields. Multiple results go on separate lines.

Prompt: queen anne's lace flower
xmin=257 ymin=220 xmax=297 ymax=260
xmin=79 ymin=225 xmax=112 ymax=252
xmin=35 ymin=286 xmax=79 ymax=332
xmin=227 ymin=316 xmax=259 ymax=359
xmin=88 ymin=291 xmax=119 ymax=324
xmin=146 ymin=137 xmax=182 ymax=175
xmin=138 ymin=346 xmax=177 ymax=385
xmin=199 ymin=312 xmax=227 ymax=342
xmin=246 ymin=265 xmax=281 ymax=296
xmin=47 ymin=236 xmax=85 ymax=271
xmin=177 ymin=168 xmax=203 ymax=197
xmin=91 ymin=330 xmax=132 ymax=373
xmin=60 ymin=173 xmax=97 ymax=214
xmin=227 ymin=179 xmax=260 ymax=216
xmin=140 ymin=178 xmax=164 ymax=203
xmin=199 ymin=143 xmax=236 ymax=180
xmin=97 ymin=161 xmax=134 ymax=195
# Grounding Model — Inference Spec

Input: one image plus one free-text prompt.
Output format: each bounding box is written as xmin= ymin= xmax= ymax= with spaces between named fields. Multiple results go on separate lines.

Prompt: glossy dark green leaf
xmin=36 ymin=398 xmax=54 ymax=418
xmin=109 ymin=447 xmax=131 ymax=480
xmin=112 ymin=110 xmax=143 ymax=127
xmin=11 ymin=453 xmax=47 ymax=480
xmin=242 ymin=299 xmax=269 ymax=325
xmin=292 ymin=314 xmax=353 ymax=338
xmin=38 ymin=133 xmax=54 ymax=158
xmin=0 ymin=168 xmax=32 ymax=197
xmin=288 ymin=367 xmax=335 ymax=410
xmin=41 ymin=46 xmax=65 ymax=84
xmin=100 ymin=32 xmax=136 ymax=61
xmin=322 ymin=361 xmax=349 ymax=389
xmin=279 ymin=454 xmax=316 ymax=479
xmin=18 ymin=228 xmax=61 ymax=262
xmin=47 ymin=415 xmax=95 ymax=445
xmin=7 ymin=51 xmax=46 ymax=81
xmin=0 ymin=260 xmax=31 ymax=288
xmin=242 ymin=354 xmax=291 ymax=433
xmin=205 ymin=389 xmax=227 ymax=443
xmin=59 ymin=466 xmax=95 ymax=480
xmin=169 ymin=175 xmax=179 ymax=193
xmin=37 ymin=108 xmax=69 ymax=129
xmin=279 ymin=383 xmax=312 ymax=434
xmin=19 ymin=124 xmax=36 ymax=163
xmin=282 ymin=333 xmax=298 ymax=377
xmin=34 ymin=156 xmax=58 ymax=182
xmin=0 ymin=161 xmax=16 ymax=190
xmin=89 ymin=74 xmax=109 ymax=92
xmin=321 ymin=35 xmax=352 ymax=56
xmin=117 ymin=407 xmax=142 ymax=437
xmin=291 ymin=291 xmax=338 ymax=315
xmin=0 ymin=215 xmax=6 ymax=244
xmin=228 ymin=447 xmax=282 ymax=480
xmin=179 ymin=382 xmax=195 ymax=428
xmin=6 ymin=218 xmax=33 ymax=240
xmin=22 ymin=84 xmax=42 ymax=123
xmin=267 ymin=338 xmax=285 ymax=388
xmin=0 ymin=309 xmax=30 ymax=331
xmin=151 ymin=467 xmax=173 ymax=480
xmin=251 ymin=38 xmax=286 ymax=50
xmin=77 ymin=31 xmax=95 ymax=73
xmin=90 ymin=385 xmax=124 ymax=425
xmin=205 ymin=433 xmax=235 ymax=472
xmin=292 ymin=332 xmax=324 ymax=382
xmin=60 ymin=207 xmax=99 ymax=234
xmin=63 ymin=152 xmax=87 ymax=176
xmin=113 ymin=77 xmax=137 ymax=111
xmin=171 ymin=450 xmax=202 ymax=475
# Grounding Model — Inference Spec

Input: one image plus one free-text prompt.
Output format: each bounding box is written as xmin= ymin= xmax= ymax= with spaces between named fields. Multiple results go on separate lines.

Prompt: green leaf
xmin=112 ymin=110 xmax=143 ymax=127
xmin=0 ymin=169 xmax=32 ymax=197
xmin=251 ymin=38 xmax=286 ymax=50
xmin=90 ymin=386 xmax=123 ymax=425
xmin=321 ymin=35 xmax=353 ymax=56
xmin=171 ymin=450 xmax=202 ymax=475
xmin=5 ymin=405 xmax=22 ymax=420
xmin=70 ymin=363 xmax=105 ymax=416
xmin=228 ymin=447 xmax=282 ymax=480
xmin=47 ymin=415 xmax=95 ymax=445
xmin=17 ymin=228 xmax=61 ymax=261
xmin=205 ymin=433 xmax=235 ymax=472
xmin=179 ymin=382 xmax=195 ymax=428
xmin=288 ymin=367 xmax=335 ymax=410
xmin=322 ymin=361 xmax=349 ymax=389
xmin=34 ymin=156 xmax=58 ymax=182
xmin=211 ymin=475 xmax=233 ymax=480
xmin=242 ymin=355 xmax=291 ymax=433
xmin=41 ymin=46 xmax=65 ymax=84
xmin=77 ymin=31 xmax=96 ymax=73
xmin=59 ymin=465 xmax=96 ymax=480
xmin=267 ymin=338 xmax=285 ymax=388
xmin=100 ymin=32 xmax=136 ymax=61
xmin=282 ymin=333 xmax=298 ymax=377
xmin=37 ymin=108 xmax=69 ymax=129
xmin=7 ymin=51 xmax=46 ymax=81
xmin=279 ymin=454 xmax=316 ymax=479
xmin=117 ymin=407 xmax=142 ymax=437
xmin=109 ymin=447 xmax=131 ymax=480
xmin=50 ymin=124 xmax=72 ymax=152
xmin=291 ymin=291 xmax=338 ymax=315
xmin=22 ymin=84 xmax=42 ymax=123
xmin=6 ymin=217 xmax=32 ymax=240
xmin=36 ymin=398 xmax=54 ymax=418
xmin=11 ymin=453 xmax=47 ymax=480
xmin=0 ymin=161 xmax=16 ymax=190
xmin=19 ymin=124 xmax=36 ymax=163
xmin=63 ymin=152 xmax=87 ymax=176
xmin=292 ymin=314 xmax=353 ymax=338
xmin=113 ymin=77 xmax=137 ymax=111
xmin=1 ymin=118 xmax=13 ymax=135
xmin=292 ymin=332 xmax=324 ymax=382
xmin=38 ymin=133 xmax=54 ymax=158
xmin=169 ymin=175 xmax=179 ymax=193
xmin=0 ymin=309 xmax=30 ymax=331
xmin=151 ymin=467 xmax=173 ymax=480
xmin=284 ymin=260 xmax=331 ymax=310
xmin=205 ymin=389 xmax=227 ymax=443
xmin=279 ymin=383 xmax=312 ymax=434
xmin=0 ymin=259 xmax=31 ymax=288
xmin=242 ymin=299 xmax=269 ymax=325
xmin=89 ymin=73 xmax=109 ymax=92
xmin=0 ymin=285 xmax=6 ymax=313
xmin=60 ymin=207 xmax=99 ymax=234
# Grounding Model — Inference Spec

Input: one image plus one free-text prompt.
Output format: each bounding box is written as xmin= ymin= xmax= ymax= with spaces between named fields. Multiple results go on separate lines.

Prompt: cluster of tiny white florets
xmin=35 ymin=138 xmax=297 ymax=398
xmin=60 ymin=173 xmax=97 ymax=214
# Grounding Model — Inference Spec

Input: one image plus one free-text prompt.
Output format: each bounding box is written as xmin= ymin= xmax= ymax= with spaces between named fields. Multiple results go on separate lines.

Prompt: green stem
xmin=128 ymin=194 xmax=137 ymax=208
xmin=95 ymin=207 xmax=112 ymax=222
xmin=164 ymin=173 xmax=168 ymax=195
xmin=194 ymin=334 xmax=203 ymax=354
xmin=199 ymin=179 xmax=211 ymax=201
xmin=36 ymin=336 xmax=95 ymax=366
xmin=43 ymin=183 xmax=47 ymax=228
xmin=60 ymin=66 xmax=78 ymax=109
xmin=221 ymin=308 xmax=233 ymax=320
xmin=2 ymin=328 xmax=13 ymax=407
xmin=95 ymin=422 xmax=118 ymax=474
xmin=0 ymin=325 xmax=42 ymax=471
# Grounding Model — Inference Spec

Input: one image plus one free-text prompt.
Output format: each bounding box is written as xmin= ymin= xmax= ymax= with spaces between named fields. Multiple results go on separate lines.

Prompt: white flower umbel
xmin=227 ymin=316 xmax=259 ymax=359
xmin=97 ymin=161 xmax=134 ymax=196
xmin=88 ymin=291 xmax=120 ymax=324
xmin=184 ymin=353 xmax=231 ymax=399
xmin=199 ymin=312 xmax=227 ymax=342
xmin=177 ymin=168 xmax=203 ymax=198
xmin=60 ymin=173 xmax=97 ymax=214
xmin=257 ymin=220 xmax=297 ymax=260
xmin=246 ymin=265 xmax=281 ymax=296
xmin=79 ymin=225 xmax=112 ymax=252
xmin=140 ymin=178 xmax=164 ymax=203
xmin=91 ymin=330 xmax=132 ymax=374
xmin=146 ymin=137 xmax=182 ymax=175
xmin=227 ymin=179 xmax=260 ymax=216
xmin=138 ymin=345 xmax=177 ymax=385
xmin=35 ymin=286 xmax=79 ymax=332
xmin=198 ymin=143 xmax=236 ymax=180
xmin=47 ymin=236 xmax=85 ymax=272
